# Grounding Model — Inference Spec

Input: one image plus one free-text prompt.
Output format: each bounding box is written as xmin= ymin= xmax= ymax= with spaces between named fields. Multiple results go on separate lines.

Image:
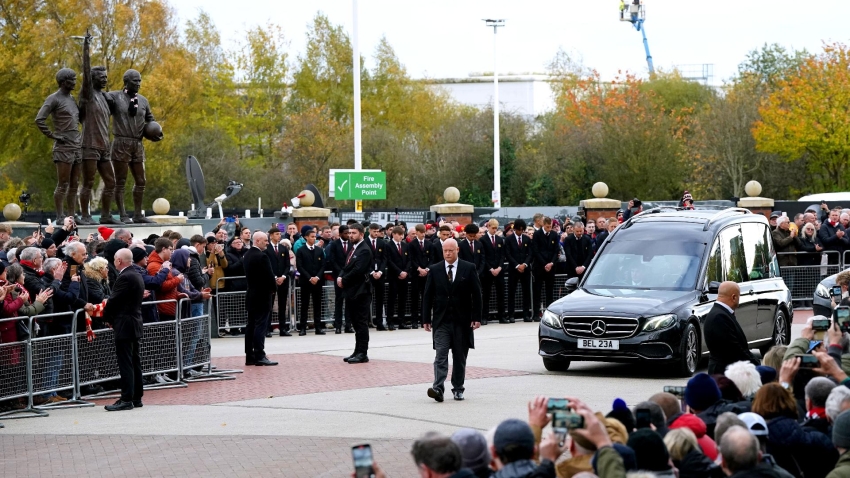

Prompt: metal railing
xmin=215 ymin=276 xmax=294 ymax=335
xmin=777 ymin=251 xmax=841 ymax=304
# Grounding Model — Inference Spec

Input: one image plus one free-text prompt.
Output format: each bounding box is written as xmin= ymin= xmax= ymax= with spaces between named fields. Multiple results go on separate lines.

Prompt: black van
xmin=538 ymin=208 xmax=792 ymax=376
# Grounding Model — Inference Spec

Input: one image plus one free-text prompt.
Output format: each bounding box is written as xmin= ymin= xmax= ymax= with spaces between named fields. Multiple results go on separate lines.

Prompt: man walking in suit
xmin=295 ymin=227 xmax=326 ymax=336
xmin=704 ymin=281 xmax=759 ymax=374
xmin=408 ymin=224 xmax=430 ymax=329
xmin=565 ymin=222 xmax=593 ymax=280
xmin=242 ymin=232 xmax=278 ymax=366
xmin=366 ymin=223 xmax=387 ymax=330
xmin=480 ymin=219 xmax=507 ymax=323
xmin=506 ymin=219 xmax=533 ymax=322
xmin=266 ymin=227 xmax=292 ymax=337
xmin=531 ymin=217 xmax=559 ymax=320
xmin=423 ymin=239 xmax=482 ymax=402
xmin=338 ymin=223 xmax=373 ymax=364
xmin=327 ymin=225 xmax=353 ymax=334
xmin=93 ymin=248 xmax=145 ymax=411
xmin=386 ymin=226 xmax=411 ymax=330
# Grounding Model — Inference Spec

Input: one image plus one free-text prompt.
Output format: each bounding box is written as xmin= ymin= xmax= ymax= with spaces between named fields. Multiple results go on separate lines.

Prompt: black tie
xmin=447 ymin=264 xmax=454 ymax=283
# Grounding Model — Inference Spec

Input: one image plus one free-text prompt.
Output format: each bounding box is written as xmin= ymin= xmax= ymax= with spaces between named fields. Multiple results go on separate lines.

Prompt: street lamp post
xmin=484 ymin=19 xmax=504 ymax=209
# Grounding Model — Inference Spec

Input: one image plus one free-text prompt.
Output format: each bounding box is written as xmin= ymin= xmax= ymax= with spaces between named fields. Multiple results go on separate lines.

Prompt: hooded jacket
xmin=493 ymin=459 xmax=555 ymax=478
xmin=146 ymin=250 xmax=181 ymax=318
xmin=671 ymin=413 xmax=719 ymax=461
xmin=675 ymin=449 xmax=724 ymax=478
xmin=766 ymin=415 xmax=838 ymax=478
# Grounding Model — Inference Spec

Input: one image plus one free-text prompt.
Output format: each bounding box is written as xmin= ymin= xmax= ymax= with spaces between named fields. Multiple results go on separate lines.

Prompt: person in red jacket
xmin=670 ymin=412 xmax=719 ymax=461
xmin=146 ymin=238 xmax=182 ymax=321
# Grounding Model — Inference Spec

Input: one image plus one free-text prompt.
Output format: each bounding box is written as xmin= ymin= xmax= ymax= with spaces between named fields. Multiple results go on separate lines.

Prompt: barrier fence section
xmin=777 ymin=251 xmax=841 ymax=304
xmin=0 ymin=316 xmax=46 ymax=419
xmin=178 ymin=298 xmax=237 ymax=382
xmin=31 ymin=310 xmax=92 ymax=410
xmin=216 ymin=276 xmax=294 ymax=335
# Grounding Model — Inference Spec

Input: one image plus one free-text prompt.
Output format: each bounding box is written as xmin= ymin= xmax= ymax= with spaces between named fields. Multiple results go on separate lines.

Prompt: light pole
xmin=484 ymin=19 xmax=504 ymax=209
xmin=353 ymin=0 xmax=362 ymax=171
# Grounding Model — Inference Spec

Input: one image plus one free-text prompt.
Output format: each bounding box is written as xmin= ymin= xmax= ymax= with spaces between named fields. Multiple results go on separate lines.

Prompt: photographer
xmin=622 ymin=198 xmax=643 ymax=221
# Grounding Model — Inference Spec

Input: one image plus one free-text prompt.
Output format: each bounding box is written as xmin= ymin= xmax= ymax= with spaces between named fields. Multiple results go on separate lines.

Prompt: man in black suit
xmin=423 ymin=238 xmax=482 ymax=402
xmin=366 ymin=223 xmax=387 ymax=330
xmin=338 ymin=223 xmax=373 ymax=364
xmin=565 ymin=222 xmax=593 ymax=280
xmin=327 ymin=225 xmax=353 ymax=334
xmin=818 ymin=208 xmax=850 ymax=265
xmin=480 ymin=219 xmax=508 ymax=323
xmin=93 ymin=248 xmax=145 ymax=411
xmin=532 ymin=217 xmax=559 ymax=320
xmin=704 ymin=281 xmax=759 ymax=374
xmin=295 ymin=227 xmax=326 ymax=336
xmin=429 ymin=225 xmax=452 ymax=265
xmin=458 ymin=223 xmax=487 ymax=324
xmin=506 ymin=219 xmax=533 ymax=322
xmin=385 ymin=226 xmax=411 ymax=330
xmin=408 ymin=224 xmax=430 ymax=329
xmin=265 ymin=227 xmax=292 ymax=337
xmin=242 ymin=232 xmax=278 ymax=366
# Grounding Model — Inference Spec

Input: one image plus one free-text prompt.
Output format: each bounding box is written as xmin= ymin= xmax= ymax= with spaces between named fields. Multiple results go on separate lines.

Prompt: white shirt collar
xmin=445 ymin=259 xmax=458 ymax=275
xmin=716 ymin=301 xmax=734 ymax=315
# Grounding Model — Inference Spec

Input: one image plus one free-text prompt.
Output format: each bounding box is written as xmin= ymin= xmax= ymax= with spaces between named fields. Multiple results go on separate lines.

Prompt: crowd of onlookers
xmin=771 ymin=204 xmax=850 ymax=268
xmin=367 ymin=317 xmax=850 ymax=478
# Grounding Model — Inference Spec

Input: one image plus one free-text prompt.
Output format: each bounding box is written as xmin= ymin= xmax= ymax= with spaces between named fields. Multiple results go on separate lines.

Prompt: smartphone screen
xmin=547 ymin=398 xmax=568 ymax=412
xmin=352 ymin=444 xmax=374 ymax=478
xmin=635 ymin=408 xmax=652 ymax=429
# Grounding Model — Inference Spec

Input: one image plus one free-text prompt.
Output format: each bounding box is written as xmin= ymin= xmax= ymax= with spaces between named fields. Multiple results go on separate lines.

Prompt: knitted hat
xmin=627 ymin=429 xmax=670 ymax=472
xmin=685 ymin=373 xmax=722 ymax=411
xmin=98 ymin=226 xmax=114 ymax=240
xmin=833 ymin=410 xmax=850 ymax=449
xmin=451 ymin=428 xmax=491 ymax=473
xmin=40 ymin=237 xmax=55 ymax=249
xmin=300 ymin=225 xmax=313 ymax=236
xmin=756 ymin=365 xmax=777 ymax=385
xmin=607 ymin=398 xmax=636 ymax=432
xmin=493 ymin=419 xmax=535 ymax=456
xmin=682 ymin=191 xmax=693 ymax=202
xmin=131 ymin=247 xmax=148 ymax=264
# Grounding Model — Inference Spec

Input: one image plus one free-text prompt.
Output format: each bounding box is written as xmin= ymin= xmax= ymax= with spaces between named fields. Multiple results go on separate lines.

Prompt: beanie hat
xmin=756 ymin=365 xmax=777 ymax=384
xmin=493 ymin=418 xmax=535 ymax=456
xmin=98 ymin=226 xmax=114 ymax=240
xmin=607 ymin=398 xmax=635 ymax=431
xmin=682 ymin=191 xmax=693 ymax=202
xmin=451 ymin=428 xmax=491 ymax=473
xmin=131 ymin=247 xmax=148 ymax=264
xmin=833 ymin=410 xmax=850 ymax=449
xmin=40 ymin=237 xmax=55 ymax=249
xmin=627 ymin=429 xmax=670 ymax=472
xmin=592 ymin=443 xmax=637 ymax=474
xmin=685 ymin=373 xmax=722 ymax=411
xmin=176 ymin=238 xmax=191 ymax=249
xmin=300 ymin=225 xmax=313 ymax=236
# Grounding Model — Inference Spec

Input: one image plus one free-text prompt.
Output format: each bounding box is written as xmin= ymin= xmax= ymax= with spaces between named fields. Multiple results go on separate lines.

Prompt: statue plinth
xmin=147 ymin=215 xmax=188 ymax=224
xmin=737 ymin=197 xmax=774 ymax=220
xmin=580 ymin=198 xmax=622 ymax=224
xmin=291 ymin=207 xmax=331 ymax=230
xmin=430 ymin=203 xmax=474 ymax=225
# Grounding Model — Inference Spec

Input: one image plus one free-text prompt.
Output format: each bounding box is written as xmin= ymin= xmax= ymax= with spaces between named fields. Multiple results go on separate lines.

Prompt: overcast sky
xmin=173 ymin=0 xmax=846 ymax=85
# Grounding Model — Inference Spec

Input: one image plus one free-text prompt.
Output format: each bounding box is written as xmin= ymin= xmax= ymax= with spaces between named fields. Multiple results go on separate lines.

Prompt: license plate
xmin=577 ymin=339 xmax=619 ymax=350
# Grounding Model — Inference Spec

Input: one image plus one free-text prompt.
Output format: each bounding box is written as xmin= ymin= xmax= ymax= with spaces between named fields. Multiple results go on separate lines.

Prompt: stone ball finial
xmin=2 ymin=203 xmax=21 ymax=221
xmin=152 ymin=198 xmax=170 ymax=215
xmin=444 ymin=187 xmax=460 ymax=203
xmin=592 ymin=182 xmax=609 ymax=199
xmin=744 ymin=180 xmax=762 ymax=198
xmin=299 ymin=190 xmax=315 ymax=207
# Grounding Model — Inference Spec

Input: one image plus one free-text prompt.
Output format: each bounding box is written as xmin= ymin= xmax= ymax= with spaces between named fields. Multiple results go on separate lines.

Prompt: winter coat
xmin=675 ymin=449 xmax=724 ymax=478
xmin=827 ymin=451 xmax=850 ymax=478
xmin=146 ymin=251 xmax=181 ymax=318
xmin=729 ymin=464 xmax=785 ymax=478
xmin=223 ymin=244 xmax=247 ymax=291
xmin=671 ymin=413 xmax=719 ymax=461
xmin=772 ymin=228 xmax=801 ymax=266
xmin=493 ymin=459 xmax=556 ymax=478
xmin=697 ymin=399 xmax=751 ymax=439
xmin=766 ymin=415 xmax=838 ymax=478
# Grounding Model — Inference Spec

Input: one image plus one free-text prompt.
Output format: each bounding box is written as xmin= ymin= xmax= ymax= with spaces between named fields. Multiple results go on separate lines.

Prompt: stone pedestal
xmin=292 ymin=207 xmax=331 ymax=230
xmin=737 ymin=197 xmax=774 ymax=220
xmin=147 ymin=215 xmax=188 ymax=225
xmin=430 ymin=203 xmax=474 ymax=225
xmin=580 ymin=198 xmax=622 ymax=224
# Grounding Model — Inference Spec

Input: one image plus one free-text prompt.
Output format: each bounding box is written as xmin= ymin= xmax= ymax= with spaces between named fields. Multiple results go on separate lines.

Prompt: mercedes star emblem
xmin=591 ymin=320 xmax=607 ymax=336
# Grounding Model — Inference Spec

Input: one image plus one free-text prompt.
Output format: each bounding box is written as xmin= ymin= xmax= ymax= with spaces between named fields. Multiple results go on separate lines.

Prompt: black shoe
xmin=399 ymin=324 xmax=411 ymax=330
xmin=132 ymin=400 xmax=143 ymax=408
xmin=412 ymin=324 xmax=419 ymax=329
xmin=427 ymin=387 xmax=444 ymax=403
xmin=345 ymin=327 xmax=355 ymax=333
xmin=298 ymin=329 xmax=306 ymax=336
xmin=453 ymin=391 xmax=464 ymax=401
xmin=105 ymin=400 xmax=134 ymax=411
xmin=533 ymin=317 xmax=541 ymax=322
xmin=255 ymin=357 xmax=278 ymax=366
xmin=343 ymin=354 xmax=355 ymax=363
xmin=481 ymin=320 xmax=488 ymax=326
xmin=499 ymin=318 xmax=509 ymax=324
xmin=245 ymin=360 xmax=257 ymax=366
xmin=523 ymin=317 xmax=532 ymax=323
xmin=347 ymin=354 xmax=369 ymax=364
xmin=376 ymin=325 xmax=387 ymax=331
xmin=279 ymin=330 xmax=292 ymax=337
xmin=265 ymin=332 xmax=272 ymax=338
xmin=387 ymin=325 xmax=396 ymax=331
xmin=315 ymin=329 xmax=326 ymax=335
xmin=335 ymin=328 xmax=342 ymax=334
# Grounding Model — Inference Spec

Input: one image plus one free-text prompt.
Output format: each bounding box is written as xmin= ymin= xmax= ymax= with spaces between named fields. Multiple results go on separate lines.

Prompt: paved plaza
xmin=1 ymin=317 xmax=807 ymax=477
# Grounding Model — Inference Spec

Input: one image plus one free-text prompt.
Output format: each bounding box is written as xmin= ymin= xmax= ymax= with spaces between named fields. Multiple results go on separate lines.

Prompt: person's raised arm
xmin=81 ymin=31 xmax=93 ymax=105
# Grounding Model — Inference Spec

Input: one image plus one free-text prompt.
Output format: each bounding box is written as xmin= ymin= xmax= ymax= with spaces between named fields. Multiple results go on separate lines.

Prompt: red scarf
xmin=19 ymin=260 xmax=44 ymax=277
xmin=807 ymin=407 xmax=826 ymax=420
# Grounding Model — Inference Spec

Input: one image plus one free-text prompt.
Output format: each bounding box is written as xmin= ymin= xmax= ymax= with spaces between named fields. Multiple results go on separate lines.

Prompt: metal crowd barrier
xmin=178 ymin=298 xmax=238 ymax=382
xmin=777 ymin=251 xmax=841 ymax=304
xmin=0 ymin=316 xmax=47 ymax=419
xmin=31 ymin=310 xmax=92 ymax=410
xmin=215 ymin=276 xmax=294 ymax=336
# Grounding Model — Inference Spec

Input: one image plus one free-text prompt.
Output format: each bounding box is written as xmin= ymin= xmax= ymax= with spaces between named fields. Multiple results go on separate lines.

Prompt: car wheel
xmin=677 ymin=323 xmax=699 ymax=377
xmin=761 ymin=309 xmax=789 ymax=355
xmin=542 ymin=358 xmax=571 ymax=372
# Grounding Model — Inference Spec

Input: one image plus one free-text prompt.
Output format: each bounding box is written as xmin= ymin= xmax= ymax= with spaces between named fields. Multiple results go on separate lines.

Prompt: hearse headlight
xmin=541 ymin=310 xmax=563 ymax=329
xmin=642 ymin=314 xmax=676 ymax=332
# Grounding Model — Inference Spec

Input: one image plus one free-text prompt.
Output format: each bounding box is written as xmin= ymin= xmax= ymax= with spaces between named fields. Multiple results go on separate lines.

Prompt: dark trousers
xmin=481 ymin=271 xmax=505 ymax=318
xmin=532 ymin=270 xmax=555 ymax=316
xmin=369 ymin=275 xmax=386 ymax=326
xmin=387 ymin=277 xmax=409 ymax=326
xmin=433 ymin=321 xmax=469 ymax=394
xmin=299 ymin=281 xmax=323 ymax=330
xmin=348 ymin=292 xmax=371 ymax=356
xmin=115 ymin=338 xmax=143 ymax=402
xmin=508 ymin=269 xmax=532 ymax=318
xmin=409 ymin=274 xmax=426 ymax=325
xmin=332 ymin=276 xmax=350 ymax=329
xmin=245 ymin=296 xmax=270 ymax=360
xmin=270 ymin=281 xmax=290 ymax=332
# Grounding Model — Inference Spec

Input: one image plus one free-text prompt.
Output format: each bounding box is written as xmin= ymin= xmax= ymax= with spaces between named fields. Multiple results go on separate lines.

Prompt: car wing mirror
xmin=565 ymin=277 xmax=579 ymax=293
xmin=706 ymin=281 xmax=720 ymax=295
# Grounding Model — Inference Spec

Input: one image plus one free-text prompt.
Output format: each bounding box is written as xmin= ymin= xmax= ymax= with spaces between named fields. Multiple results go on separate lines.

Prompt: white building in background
xmin=426 ymin=74 xmax=556 ymax=120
